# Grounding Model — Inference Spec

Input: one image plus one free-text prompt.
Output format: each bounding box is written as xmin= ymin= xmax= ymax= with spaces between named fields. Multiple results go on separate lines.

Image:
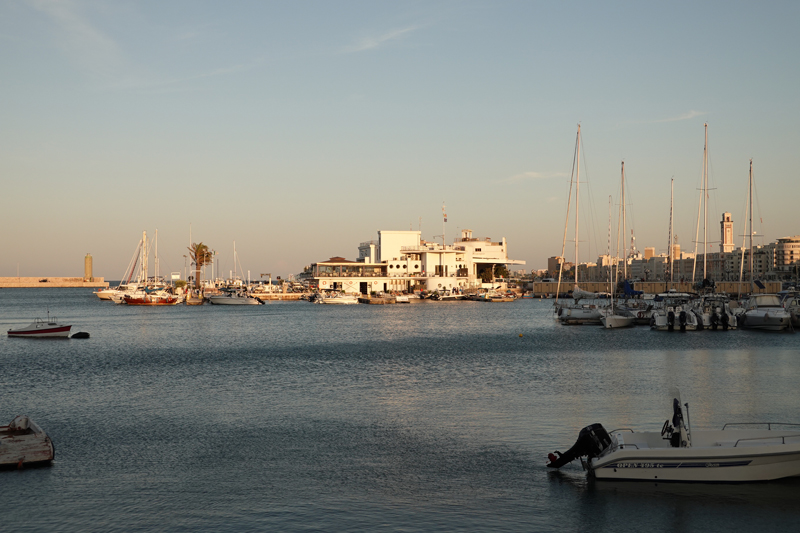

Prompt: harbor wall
xmin=0 ymin=277 xmax=109 ymax=288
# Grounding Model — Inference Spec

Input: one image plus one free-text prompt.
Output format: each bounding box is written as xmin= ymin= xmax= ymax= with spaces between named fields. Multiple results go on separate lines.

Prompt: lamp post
xmin=183 ymin=255 xmax=187 ymax=281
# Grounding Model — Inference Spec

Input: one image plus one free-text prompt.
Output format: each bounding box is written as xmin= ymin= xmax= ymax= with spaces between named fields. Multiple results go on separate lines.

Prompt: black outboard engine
xmin=667 ymin=311 xmax=675 ymax=331
xmin=721 ymin=312 xmax=730 ymax=330
xmin=679 ymin=310 xmax=687 ymax=331
xmin=547 ymin=423 xmax=612 ymax=468
xmin=670 ymin=398 xmax=684 ymax=447
xmin=710 ymin=311 xmax=719 ymax=330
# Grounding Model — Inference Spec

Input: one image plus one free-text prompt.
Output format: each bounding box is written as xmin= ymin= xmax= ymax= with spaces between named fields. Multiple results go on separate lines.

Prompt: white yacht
xmin=739 ymin=294 xmax=790 ymax=331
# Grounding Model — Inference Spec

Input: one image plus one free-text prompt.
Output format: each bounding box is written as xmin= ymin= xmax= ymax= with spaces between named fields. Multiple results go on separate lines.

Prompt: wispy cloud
xmin=341 ymin=25 xmax=422 ymax=53
xmin=654 ymin=110 xmax=707 ymax=123
xmin=498 ymin=171 xmax=568 ymax=184
xmin=29 ymin=0 xmax=123 ymax=78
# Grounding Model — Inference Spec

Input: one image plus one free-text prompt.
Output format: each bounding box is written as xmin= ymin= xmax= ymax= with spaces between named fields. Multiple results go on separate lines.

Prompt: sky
xmin=1 ymin=0 xmax=798 ymax=279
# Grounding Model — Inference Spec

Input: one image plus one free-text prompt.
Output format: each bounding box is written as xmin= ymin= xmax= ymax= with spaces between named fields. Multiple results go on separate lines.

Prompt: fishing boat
xmin=0 ymin=415 xmax=55 ymax=468
xmin=7 ymin=311 xmax=72 ymax=338
xmin=546 ymin=395 xmax=800 ymax=482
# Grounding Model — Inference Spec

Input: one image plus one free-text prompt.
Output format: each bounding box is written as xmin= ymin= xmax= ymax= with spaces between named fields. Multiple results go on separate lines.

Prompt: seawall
xmin=0 ymin=277 xmax=109 ymax=288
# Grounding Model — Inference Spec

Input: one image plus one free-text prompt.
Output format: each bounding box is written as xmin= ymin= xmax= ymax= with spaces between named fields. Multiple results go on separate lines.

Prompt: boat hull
xmin=592 ymin=448 xmax=800 ymax=482
xmin=590 ymin=429 xmax=800 ymax=482
xmin=0 ymin=416 xmax=55 ymax=468
xmin=7 ymin=325 xmax=71 ymax=337
xmin=207 ymin=296 xmax=261 ymax=305
xmin=601 ymin=315 xmax=635 ymax=329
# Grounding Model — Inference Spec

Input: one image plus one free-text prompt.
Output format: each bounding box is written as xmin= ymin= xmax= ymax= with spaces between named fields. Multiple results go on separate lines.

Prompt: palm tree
xmin=188 ymin=242 xmax=213 ymax=291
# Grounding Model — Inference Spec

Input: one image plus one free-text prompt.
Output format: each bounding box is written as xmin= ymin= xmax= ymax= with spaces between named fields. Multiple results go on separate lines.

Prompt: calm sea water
xmin=1 ymin=289 xmax=799 ymax=532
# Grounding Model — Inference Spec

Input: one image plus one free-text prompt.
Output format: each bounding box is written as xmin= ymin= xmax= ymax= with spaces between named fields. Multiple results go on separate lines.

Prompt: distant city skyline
xmin=2 ymin=1 xmax=798 ymax=278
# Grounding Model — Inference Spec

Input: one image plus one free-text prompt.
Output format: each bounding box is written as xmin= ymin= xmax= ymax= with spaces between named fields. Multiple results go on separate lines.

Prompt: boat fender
xmin=557 ymin=307 xmax=562 ymax=316
xmin=637 ymin=311 xmax=643 ymax=319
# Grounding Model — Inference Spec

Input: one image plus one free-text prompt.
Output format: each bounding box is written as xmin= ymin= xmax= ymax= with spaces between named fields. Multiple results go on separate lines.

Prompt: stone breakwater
xmin=0 ymin=276 xmax=108 ymax=288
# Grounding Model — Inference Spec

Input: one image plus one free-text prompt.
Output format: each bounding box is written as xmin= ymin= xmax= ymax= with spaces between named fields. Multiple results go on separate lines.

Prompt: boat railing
xmin=722 ymin=422 xmax=800 ymax=430
xmin=733 ymin=434 xmax=800 ymax=447
xmin=610 ymin=428 xmax=635 ymax=433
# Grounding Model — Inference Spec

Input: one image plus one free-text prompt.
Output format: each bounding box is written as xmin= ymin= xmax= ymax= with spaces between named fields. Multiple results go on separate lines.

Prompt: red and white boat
xmin=7 ymin=312 xmax=72 ymax=338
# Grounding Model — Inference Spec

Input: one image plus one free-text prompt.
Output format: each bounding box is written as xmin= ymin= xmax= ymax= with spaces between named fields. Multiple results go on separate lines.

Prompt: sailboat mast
xmin=554 ymin=126 xmax=580 ymax=308
xmin=703 ymin=123 xmax=708 ymax=280
xmin=669 ymin=179 xmax=674 ymax=288
xmin=574 ymin=125 xmax=581 ymax=286
xmin=155 ymin=229 xmax=159 ymax=282
xmin=621 ymin=161 xmax=627 ymax=280
xmin=749 ymin=159 xmax=753 ymax=293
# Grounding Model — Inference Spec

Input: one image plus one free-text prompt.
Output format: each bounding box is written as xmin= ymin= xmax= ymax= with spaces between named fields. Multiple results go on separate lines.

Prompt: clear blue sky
xmin=2 ymin=1 xmax=798 ymax=279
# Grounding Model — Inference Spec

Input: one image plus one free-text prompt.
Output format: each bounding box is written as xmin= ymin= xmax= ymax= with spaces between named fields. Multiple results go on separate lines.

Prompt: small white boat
xmin=319 ymin=293 xmax=359 ymax=305
xmin=600 ymin=312 xmax=635 ymax=329
xmin=207 ymin=290 xmax=263 ymax=305
xmin=547 ymin=396 xmax=800 ymax=482
xmin=0 ymin=415 xmax=55 ymax=468
xmin=8 ymin=312 xmax=72 ymax=338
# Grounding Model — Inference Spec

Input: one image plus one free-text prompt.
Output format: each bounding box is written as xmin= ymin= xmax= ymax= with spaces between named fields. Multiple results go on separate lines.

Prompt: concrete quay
xmin=0 ymin=276 xmax=109 ymax=288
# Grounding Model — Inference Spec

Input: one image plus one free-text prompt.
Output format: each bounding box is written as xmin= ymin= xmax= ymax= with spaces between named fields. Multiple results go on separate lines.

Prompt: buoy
xmin=519 ymin=333 xmax=523 ymax=337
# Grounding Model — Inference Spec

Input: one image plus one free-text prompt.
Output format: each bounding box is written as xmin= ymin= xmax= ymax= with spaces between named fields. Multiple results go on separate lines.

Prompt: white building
xmin=301 ymin=229 xmax=525 ymax=294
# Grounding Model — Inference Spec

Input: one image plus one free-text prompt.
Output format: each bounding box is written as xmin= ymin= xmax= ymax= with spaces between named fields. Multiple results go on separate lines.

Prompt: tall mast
xmin=555 ymin=125 xmax=580 ymax=308
xmin=142 ymin=230 xmax=148 ymax=284
xmin=703 ymin=123 xmax=708 ymax=280
xmin=621 ymin=161 xmax=627 ymax=280
xmin=574 ymin=124 xmax=581 ymax=285
xmin=668 ymin=179 xmax=674 ymax=288
xmin=749 ymin=159 xmax=753 ymax=293
xmin=155 ymin=229 xmax=159 ymax=282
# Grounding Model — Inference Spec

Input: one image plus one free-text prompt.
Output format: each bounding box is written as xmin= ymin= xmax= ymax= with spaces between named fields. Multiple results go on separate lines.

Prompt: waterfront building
xmin=300 ymin=229 xmax=525 ymax=294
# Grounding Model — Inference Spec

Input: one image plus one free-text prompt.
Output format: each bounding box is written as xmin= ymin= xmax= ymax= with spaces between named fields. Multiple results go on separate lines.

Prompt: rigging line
xmin=576 ymin=131 xmax=601 ymax=266
xmin=555 ymin=126 xmax=579 ymax=306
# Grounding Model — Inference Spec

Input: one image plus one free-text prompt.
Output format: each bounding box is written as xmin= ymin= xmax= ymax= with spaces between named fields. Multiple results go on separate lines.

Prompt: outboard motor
xmin=721 ymin=311 xmax=730 ymax=330
xmin=667 ymin=310 xmax=675 ymax=331
xmin=547 ymin=423 xmax=612 ymax=469
xmin=679 ymin=310 xmax=687 ymax=331
xmin=710 ymin=311 xmax=719 ymax=330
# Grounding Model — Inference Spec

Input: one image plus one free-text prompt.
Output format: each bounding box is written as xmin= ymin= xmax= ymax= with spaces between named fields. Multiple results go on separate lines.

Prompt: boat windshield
xmin=751 ymin=295 xmax=781 ymax=307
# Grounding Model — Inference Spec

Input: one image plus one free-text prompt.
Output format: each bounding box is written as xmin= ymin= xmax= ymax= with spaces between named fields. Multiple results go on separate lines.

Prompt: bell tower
xmin=720 ymin=212 xmax=734 ymax=253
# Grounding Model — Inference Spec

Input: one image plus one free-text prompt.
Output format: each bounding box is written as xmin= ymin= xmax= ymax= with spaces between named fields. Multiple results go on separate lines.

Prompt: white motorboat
xmin=7 ymin=312 xmax=72 ymax=338
xmin=691 ymin=294 xmax=737 ymax=330
xmin=547 ymin=397 xmax=800 ymax=482
xmin=319 ymin=293 xmax=359 ymax=305
xmin=650 ymin=292 xmax=699 ymax=331
xmin=0 ymin=415 xmax=55 ymax=468
xmin=207 ymin=290 xmax=263 ymax=305
xmin=783 ymin=293 xmax=800 ymax=328
xmin=739 ymin=294 xmax=790 ymax=331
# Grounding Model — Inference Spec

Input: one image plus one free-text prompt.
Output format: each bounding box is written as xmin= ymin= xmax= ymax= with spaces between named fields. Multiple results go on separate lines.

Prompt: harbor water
xmin=2 ymin=289 xmax=799 ymax=532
